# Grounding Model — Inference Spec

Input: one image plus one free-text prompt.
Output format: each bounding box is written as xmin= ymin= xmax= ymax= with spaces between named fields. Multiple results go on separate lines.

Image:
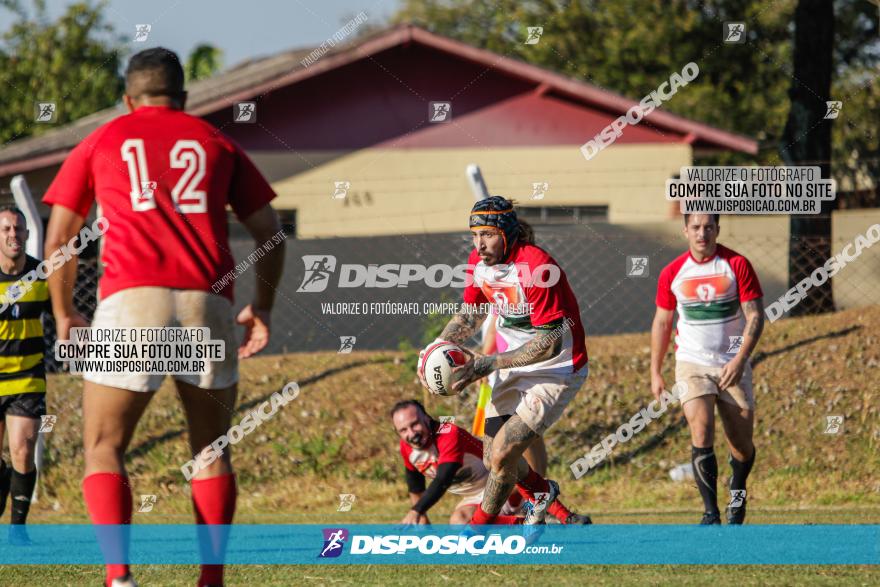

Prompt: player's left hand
xmin=718 ymin=356 xmax=746 ymax=389
xmin=237 ymin=304 xmax=271 ymax=358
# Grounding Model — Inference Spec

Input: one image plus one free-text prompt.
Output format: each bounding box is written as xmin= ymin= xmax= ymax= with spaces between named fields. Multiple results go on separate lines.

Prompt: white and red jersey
xmin=43 ymin=105 xmax=276 ymax=302
xmin=656 ymin=244 xmax=763 ymax=367
xmin=399 ymin=422 xmax=487 ymax=496
xmin=463 ymin=242 xmax=588 ymax=375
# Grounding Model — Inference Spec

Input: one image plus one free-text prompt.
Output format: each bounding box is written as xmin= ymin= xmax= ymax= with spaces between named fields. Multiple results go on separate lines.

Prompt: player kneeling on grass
xmin=651 ymin=213 xmax=764 ymax=525
xmin=392 ymin=399 xmax=532 ymax=525
xmin=419 ymin=196 xmax=591 ymax=527
xmin=43 ymin=48 xmax=284 ymax=587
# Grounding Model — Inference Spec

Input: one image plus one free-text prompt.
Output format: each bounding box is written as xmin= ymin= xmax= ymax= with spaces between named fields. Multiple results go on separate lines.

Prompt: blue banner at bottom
xmin=0 ymin=524 xmax=876 ymax=565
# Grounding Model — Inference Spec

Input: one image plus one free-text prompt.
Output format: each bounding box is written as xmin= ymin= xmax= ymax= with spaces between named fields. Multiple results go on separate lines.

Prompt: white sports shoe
xmin=110 ymin=575 xmax=138 ymax=587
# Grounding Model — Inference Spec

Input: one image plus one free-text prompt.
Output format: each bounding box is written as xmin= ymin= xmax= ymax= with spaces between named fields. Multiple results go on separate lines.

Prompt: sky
xmin=0 ymin=0 xmax=400 ymax=69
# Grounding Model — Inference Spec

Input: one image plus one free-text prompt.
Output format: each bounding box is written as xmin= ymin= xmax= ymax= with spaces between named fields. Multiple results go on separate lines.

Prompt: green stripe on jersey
xmin=499 ymin=314 xmax=534 ymax=332
xmin=681 ymin=299 xmax=740 ymax=321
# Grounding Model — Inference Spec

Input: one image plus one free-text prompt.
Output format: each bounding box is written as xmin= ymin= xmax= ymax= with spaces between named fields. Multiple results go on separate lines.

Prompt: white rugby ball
xmin=419 ymin=341 xmax=469 ymax=396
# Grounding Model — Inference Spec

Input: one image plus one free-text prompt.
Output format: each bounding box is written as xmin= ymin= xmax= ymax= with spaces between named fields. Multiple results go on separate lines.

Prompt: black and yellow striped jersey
xmin=0 ymin=255 xmax=49 ymax=396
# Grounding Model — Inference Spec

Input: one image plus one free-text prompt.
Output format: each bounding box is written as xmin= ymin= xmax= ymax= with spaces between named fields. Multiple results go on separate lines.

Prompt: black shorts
xmin=0 ymin=392 xmax=46 ymax=419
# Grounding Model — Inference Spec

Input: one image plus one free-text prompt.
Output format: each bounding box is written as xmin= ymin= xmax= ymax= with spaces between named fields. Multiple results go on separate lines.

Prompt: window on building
xmin=517 ymin=205 xmax=608 ymax=224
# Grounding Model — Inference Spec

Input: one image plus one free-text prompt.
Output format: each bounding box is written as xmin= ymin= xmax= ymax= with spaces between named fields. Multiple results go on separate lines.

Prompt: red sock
xmin=548 ymin=500 xmax=573 ymax=523
xmin=191 ymin=473 xmax=237 ymax=587
xmin=83 ymin=472 xmax=132 ymax=586
xmin=515 ymin=467 xmax=550 ymax=501
xmin=470 ymin=505 xmax=522 ymax=525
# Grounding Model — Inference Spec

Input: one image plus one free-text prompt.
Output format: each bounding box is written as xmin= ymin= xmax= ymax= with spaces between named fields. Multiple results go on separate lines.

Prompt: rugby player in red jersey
xmin=419 ymin=196 xmax=591 ymax=527
xmin=652 ymin=214 xmax=764 ymax=525
xmin=392 ymin=400 xmax=520 ymax=525
xmin=42 ymin=48 xmax=284 ymax=586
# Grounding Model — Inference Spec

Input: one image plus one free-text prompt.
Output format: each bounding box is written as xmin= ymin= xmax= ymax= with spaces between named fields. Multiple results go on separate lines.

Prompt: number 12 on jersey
xmin=121 ymin=139 xmax=207 ymax=213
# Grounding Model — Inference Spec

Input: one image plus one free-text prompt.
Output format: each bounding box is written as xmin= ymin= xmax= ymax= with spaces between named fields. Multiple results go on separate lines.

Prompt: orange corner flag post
xmin=472 ymin=381 xmax=492 ymax=436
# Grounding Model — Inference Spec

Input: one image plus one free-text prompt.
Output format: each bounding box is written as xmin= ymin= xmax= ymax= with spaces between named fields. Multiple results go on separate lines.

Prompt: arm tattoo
xmin=742 ymin=299 xmax=764 ymax=340
xmin=439 ymin=304 xmax=487 ymax=345
xmin=474 ymin=320 xmax=566 ymax=376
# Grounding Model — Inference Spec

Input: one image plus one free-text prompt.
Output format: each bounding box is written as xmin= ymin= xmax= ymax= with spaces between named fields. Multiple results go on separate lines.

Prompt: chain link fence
xmin=44 ymin=221 xmax=879 ymax=369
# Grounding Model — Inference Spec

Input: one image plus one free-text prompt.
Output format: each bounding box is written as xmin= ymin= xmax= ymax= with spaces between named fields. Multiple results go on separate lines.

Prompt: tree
xmin=779 ymin=0 xmax=835 ymax=315
xmin=186 ymin=43 xmax=223 ymax=82
xmin=0 ymin=0 xmax=125 ymax=145
xmin=393 ymin=0 xmax=880 ymax=316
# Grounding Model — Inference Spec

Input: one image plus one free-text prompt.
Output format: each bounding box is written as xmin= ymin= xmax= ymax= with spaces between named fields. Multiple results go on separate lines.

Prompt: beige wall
xmin=264 ymin=143 xmax=693 ymax=238
xmin=832 ymin=208 xmax=880 ymax=309
xmin=618 ymin=211 xmax=880 ymax=311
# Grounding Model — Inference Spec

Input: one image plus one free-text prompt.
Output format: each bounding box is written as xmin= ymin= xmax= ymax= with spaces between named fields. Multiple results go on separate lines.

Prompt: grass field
xmin=4 ymin=305 xmax=879 ymax=584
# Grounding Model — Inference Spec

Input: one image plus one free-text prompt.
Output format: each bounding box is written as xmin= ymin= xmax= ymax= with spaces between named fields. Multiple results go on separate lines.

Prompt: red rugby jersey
xmin=43 ymin=105 xmax=276 ymax=301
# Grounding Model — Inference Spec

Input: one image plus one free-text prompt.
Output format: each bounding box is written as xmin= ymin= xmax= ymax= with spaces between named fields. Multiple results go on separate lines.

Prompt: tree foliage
xmin=393 ymin=0 xmax=878 ymax=173
xmin=0 ymin=0 xmax=125 ymax=145
xmin=186 ymin=43 xmax=223 ymax=82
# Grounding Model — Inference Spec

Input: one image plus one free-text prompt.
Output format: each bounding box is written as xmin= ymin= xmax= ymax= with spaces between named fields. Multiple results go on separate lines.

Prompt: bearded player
xmin=420 ymin=196 xmax=590 ymax=527
xmin=651 ymin=214 xmax=763 ymax=525
xmin=43 ymin=48 xmax=284 ymax=586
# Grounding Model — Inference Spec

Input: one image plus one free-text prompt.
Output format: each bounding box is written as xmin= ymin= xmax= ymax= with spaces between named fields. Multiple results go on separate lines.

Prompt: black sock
xmin=729 ymin=447 xmax=756 ymax=492
xmin=10 ymin=469 xmax=37 ymax=524
xmin=691 ymin=446 xmax=719 ymax=515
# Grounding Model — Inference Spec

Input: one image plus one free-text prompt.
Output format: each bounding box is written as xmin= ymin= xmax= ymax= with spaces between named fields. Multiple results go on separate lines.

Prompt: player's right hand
xmin=237 ymin=304 xmax=271 ymax=358
xmin=54 ymin=312 xmax=90 ymax=341
xmin=650 ymin=373 xmax=665 ymax=400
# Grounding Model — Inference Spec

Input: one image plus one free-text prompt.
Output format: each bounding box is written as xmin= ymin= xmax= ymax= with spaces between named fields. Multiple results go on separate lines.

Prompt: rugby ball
xmin=419 ymin=341 xmax=469 ymax=396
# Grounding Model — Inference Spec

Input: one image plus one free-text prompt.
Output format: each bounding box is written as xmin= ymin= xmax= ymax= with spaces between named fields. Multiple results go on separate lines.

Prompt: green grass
xmin=0 ymin=564 xmax=877 ymax=586
xmin=9 ymin=306 xmax=880 ymax=582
